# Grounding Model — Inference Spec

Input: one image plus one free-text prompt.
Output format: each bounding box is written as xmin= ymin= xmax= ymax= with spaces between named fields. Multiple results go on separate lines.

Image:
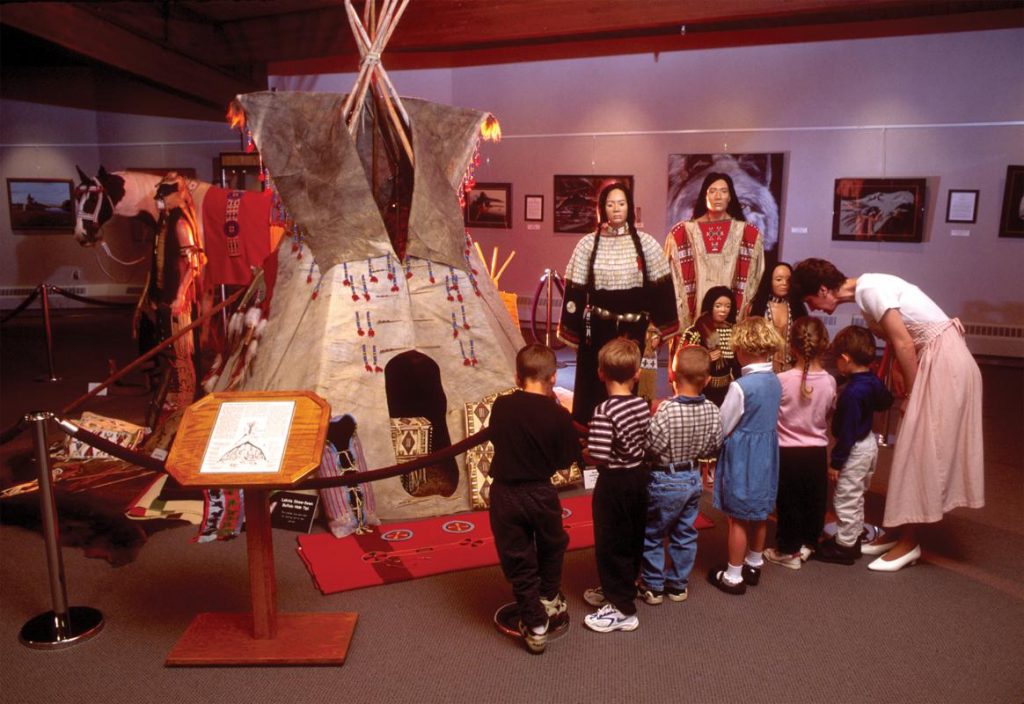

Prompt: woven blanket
xmin=296 ymin=494 xmax=713 ymax=595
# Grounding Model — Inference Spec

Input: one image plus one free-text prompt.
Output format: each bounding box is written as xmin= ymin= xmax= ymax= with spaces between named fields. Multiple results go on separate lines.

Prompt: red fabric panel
xmin=295 ymin=494 xmax=713 ymax=595
xmin=202 ymin=187 xmax=273 ymax=286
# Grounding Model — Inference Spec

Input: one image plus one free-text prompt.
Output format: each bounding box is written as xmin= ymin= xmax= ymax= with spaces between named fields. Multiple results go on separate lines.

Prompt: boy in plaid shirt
xmin=638 ymin=345 xmax=723 ymax=603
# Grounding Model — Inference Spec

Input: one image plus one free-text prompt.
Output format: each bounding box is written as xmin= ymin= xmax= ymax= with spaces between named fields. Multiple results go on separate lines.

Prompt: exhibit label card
xmin=200 ymin=401 xmax=296 ymax=474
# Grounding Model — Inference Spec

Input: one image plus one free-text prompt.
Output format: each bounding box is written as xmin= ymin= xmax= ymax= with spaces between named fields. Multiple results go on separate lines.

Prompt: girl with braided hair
xmin=764 ymin=316 xmax=837 ymax=570
xmin=557 ymin=182 xmax=679 ymax=424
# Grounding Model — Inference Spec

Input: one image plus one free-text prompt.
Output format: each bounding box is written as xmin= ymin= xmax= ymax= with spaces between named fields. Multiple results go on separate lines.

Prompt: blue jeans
xmin=641 ymin=469 xmax=702 ymax=591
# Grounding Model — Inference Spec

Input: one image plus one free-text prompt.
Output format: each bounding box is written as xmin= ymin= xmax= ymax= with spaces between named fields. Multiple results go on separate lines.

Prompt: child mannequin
xmin=707 ymin=317 xmax=784 ymax=594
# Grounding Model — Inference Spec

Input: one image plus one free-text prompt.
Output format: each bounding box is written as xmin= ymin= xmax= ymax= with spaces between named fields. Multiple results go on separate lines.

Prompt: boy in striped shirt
xmin=582 ymin=338 xmax=651 ymax=633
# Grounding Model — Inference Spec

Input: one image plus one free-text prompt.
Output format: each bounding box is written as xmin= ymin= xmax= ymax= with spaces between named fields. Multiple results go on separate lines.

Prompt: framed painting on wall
xmin=465 ymin=182 xmax=512 ymax=229
xmin=553 ymin=175 xmax=633 ymax=233
xmin=666 ymin=153 xmax=785 ymax=268
xmin=6 ymin=178 xmax=75 ymax=232
xmin=998 ymin=165 xmax=1024 ymax=238
xmin=831 ymin=178 xmax=927 ymax=242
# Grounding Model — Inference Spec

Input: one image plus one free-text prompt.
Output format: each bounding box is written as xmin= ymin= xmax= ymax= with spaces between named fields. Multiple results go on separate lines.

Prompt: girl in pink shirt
xmin=764 ymin=316 xmax=837 ymax=569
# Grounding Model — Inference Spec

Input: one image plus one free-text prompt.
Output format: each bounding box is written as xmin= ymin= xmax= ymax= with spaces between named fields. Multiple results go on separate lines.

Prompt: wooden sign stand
xmin=163 ymin=391 xmax=356 ymax=666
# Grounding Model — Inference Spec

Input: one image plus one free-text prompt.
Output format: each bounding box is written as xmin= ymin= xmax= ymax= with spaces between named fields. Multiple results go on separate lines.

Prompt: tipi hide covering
xmin=230 ymin=91 xmax=524 ymax=520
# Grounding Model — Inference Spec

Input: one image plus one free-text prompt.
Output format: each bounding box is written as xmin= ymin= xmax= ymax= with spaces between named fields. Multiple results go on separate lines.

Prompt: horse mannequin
xmin=75 ymin=166 xmax=213 ymax=249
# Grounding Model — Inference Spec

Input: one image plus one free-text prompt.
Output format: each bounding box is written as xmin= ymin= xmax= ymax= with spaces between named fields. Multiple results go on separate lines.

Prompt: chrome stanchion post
xmin=19 ymin=412 xmax=103 ymax=649
xmin=37 ymin=285 xmax=61 ymax=383
xmin=544 ymin=269 xmax=554 ymax=347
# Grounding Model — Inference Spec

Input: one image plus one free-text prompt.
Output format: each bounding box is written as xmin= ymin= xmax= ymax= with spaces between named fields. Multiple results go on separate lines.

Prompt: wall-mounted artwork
xmin=832 ymin=178 xmax=926 ymax=242
xmin=666 ymin=153 xmax=785 ymax=259
xmin=998 ymin=165 xmax=1024 ymax=238
xmin=6 ymin=178 xmax=75 ymax=232
xmin=524 ymin=194 xmax=544 ymax=222
xmin=464 ymin=182 xmax=512 ymax=229
xmin=553 ymin=175 xmax=633 ymax=233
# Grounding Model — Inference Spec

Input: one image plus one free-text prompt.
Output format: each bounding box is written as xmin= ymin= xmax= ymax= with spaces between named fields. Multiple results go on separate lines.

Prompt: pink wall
xmin=272 ymin=28 xmax=1024 ymax=324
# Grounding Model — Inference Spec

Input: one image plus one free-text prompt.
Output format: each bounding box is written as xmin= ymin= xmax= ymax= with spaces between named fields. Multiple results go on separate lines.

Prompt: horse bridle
xmin=74 ymin=178 xmax=113 ymax=232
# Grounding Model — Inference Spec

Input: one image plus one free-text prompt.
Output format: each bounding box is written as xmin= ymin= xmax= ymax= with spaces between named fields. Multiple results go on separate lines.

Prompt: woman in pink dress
xmin=793 ymin=258 xmax=984 ymax=572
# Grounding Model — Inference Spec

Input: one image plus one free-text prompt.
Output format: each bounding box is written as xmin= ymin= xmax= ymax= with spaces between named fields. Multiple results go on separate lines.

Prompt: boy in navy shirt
xmin=817 ymin=326 xmax=893 ymax=564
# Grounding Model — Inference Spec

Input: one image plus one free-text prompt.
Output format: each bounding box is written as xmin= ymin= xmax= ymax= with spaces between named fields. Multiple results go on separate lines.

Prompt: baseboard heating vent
xmin=0 ymin=287 xmax=38 ymax=297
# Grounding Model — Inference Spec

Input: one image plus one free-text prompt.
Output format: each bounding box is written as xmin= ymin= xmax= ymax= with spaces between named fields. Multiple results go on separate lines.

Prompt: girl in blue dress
xmin=708 ymin=316 xmax=785 ymax=595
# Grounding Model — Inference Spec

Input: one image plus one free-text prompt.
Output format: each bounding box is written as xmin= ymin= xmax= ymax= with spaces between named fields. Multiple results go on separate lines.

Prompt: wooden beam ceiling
xmin=1 ymin=0 xmax=1021 ymax=111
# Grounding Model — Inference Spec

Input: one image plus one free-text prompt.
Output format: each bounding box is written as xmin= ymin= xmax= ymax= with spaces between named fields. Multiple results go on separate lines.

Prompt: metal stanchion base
xmin=19 ymin=607 xmax=104 ymax=649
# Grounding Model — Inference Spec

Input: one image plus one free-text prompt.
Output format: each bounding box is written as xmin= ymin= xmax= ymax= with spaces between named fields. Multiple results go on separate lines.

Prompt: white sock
xmin=725 ymin=563 xmax=743 ymax=584
xmin=531 ymin=622 xmax=548 ymax=635
xmin=745 ymin=550 xmax=764 ymax=568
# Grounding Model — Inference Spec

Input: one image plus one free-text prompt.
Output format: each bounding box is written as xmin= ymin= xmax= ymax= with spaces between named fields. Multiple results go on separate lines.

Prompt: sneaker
xmin=518 ymin=620 xmax=548 ymax=654
xmin=741 ymin=563 xmax=762 ymax=586
xmin=540 ymin=592 xmax=567 ymax=618
xmin=637 ymin=583 xmax=664 ymax=605
xmin=707 ymin=567 xmax=746 ymax=595
xmin=764 ymin=547 xmax=802 ymax=570
xmin=666 ymin=586 xmax=688 ymax=602
xmin=583 ymin=603 xmax=639 ymax=633
xmin=583 ymin=586 xmax=607 ymax=607
xmin=799 ymin=545 xmax=814 ymax=562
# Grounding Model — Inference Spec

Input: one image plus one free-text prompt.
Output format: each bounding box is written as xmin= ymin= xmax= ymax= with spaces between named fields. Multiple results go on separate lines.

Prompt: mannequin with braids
xmin=764 ymin=315 xmax=837 ymax=569
xmin=558 ymin=182 xmax=679 ymax=423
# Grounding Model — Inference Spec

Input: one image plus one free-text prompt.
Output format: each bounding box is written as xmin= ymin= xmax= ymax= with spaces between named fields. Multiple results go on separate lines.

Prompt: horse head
xmin=74 ymin=165 xmax=126 ymax=246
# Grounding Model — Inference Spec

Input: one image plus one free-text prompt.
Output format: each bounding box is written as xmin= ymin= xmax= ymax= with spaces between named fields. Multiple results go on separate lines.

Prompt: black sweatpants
xmin=489 ymin=480 xmax=569 ymax=629
xmin=592 ymin=468 xmax=649 ymax=615
xmin=774 ymin=446 xmax=829 ymax=554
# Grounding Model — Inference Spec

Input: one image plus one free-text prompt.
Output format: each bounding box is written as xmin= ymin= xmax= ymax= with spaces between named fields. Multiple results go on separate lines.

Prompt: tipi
xmin=225 ymin=29 xmax=523 ymax=520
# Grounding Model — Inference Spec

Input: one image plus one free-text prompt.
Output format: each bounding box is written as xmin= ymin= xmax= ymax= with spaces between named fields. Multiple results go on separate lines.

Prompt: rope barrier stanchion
xmin=49 ymin=285 xmax=133 ymax=309
xmin=18 ymin=412 xmax=104 ymax=650
xmin=38 ymin=285 xmax=61 ymax=383
xmin=0 ymin=284 xmax=41 ymax=325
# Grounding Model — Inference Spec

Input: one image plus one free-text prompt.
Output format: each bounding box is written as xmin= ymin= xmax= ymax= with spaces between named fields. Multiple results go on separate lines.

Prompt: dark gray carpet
xmin=1 ymin=310 xmax=1022 ymax=703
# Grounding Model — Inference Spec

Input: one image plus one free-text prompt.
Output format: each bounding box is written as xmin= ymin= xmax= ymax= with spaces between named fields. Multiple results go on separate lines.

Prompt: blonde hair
xmin=731 ymin=316 xmax=785 ymax=358
xmin=598 ymin=337 xmax=641 ymax=383
xmin=791 ymin=316 xmax=829 ymax=398
xmin=673 ymin=345 xmax=711 ymax=386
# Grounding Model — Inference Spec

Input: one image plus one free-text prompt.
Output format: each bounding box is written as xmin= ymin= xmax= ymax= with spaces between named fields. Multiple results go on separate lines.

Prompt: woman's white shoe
xmin=867 ymin=545 xmax=922 ymax=572
xmin=861 ymin=539 xmax=898 ymax=556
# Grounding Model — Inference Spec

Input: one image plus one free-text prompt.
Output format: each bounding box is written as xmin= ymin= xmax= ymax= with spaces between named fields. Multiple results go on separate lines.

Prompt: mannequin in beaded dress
xmin=749 ymin=262 xmax=809 ymax=373
xmin=558 ymin=182 xmax=679 ymax=424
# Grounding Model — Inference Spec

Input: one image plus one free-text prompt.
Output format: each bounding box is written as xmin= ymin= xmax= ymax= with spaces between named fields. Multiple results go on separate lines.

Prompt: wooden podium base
xmin=166 ymin=611 xmax=358 ymax=666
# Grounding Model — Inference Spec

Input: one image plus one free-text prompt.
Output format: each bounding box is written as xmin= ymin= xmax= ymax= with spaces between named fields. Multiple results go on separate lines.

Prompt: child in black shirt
xmin=489 ymin=344 xmax=582 ymax=654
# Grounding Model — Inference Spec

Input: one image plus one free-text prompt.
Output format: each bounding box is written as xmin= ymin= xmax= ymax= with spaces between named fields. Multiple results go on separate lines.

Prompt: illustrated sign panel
xmin=200 ymin=401 xmax=296 ymax=474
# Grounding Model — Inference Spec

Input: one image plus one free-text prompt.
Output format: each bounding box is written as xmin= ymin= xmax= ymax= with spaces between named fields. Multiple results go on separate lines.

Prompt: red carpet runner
xmin=297 ymin=494 xmax=713 ymax=595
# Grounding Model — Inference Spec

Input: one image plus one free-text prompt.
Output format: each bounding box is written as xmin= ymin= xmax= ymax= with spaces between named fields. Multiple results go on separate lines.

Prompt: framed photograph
xmin=6 ymin=178 xmax=75 ymax=232
xmin=524 ymin=194 xmax=544 ymax=222
xmin=667 ymin=154 xmax=785 ymax=262
xmin=553 ymin=175 xmax=633 ymax=233
xmin=465 ymin=182 xmax=511 ymax=229
xmin=945 ymin=189 xmax=979 ymax=224
xmin=998 ymin=165 xmax=1024 ymax=238
xmin=832 ymin=178 xmax=927 ymax=242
